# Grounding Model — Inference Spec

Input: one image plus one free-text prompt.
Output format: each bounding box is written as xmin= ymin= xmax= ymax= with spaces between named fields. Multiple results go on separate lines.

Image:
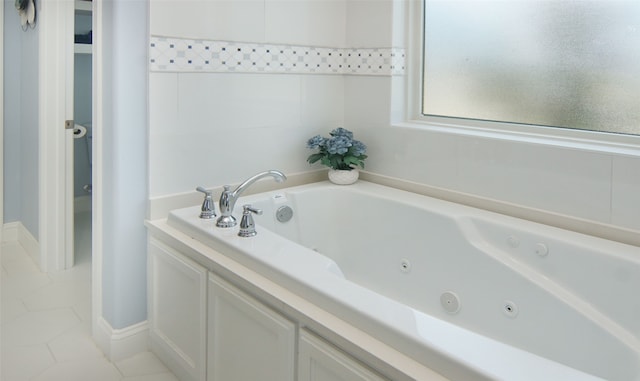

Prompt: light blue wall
xmin=100 ymin=0 xmax=149 ymax=329
xmin=20 ymin=20 xmax=39 ymax=239
xmin=3 ymin=1 xmax=20 ymax=224
xmin=3 ymin=0 xmax=39 ymax=239
xmin=2 ymin=0 xmax=148 ymax=331
xmin=74 ymin=53 xmax=92 ymax=197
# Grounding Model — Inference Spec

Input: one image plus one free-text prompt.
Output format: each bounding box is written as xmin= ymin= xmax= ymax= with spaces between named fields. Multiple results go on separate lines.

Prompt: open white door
xmin=64 ymin=1 xmax=76 ymax=269
xmin=39 ymin=0 xmax=75 ymax=271
xmin=1 ymin=1 xmax=4 ymax=237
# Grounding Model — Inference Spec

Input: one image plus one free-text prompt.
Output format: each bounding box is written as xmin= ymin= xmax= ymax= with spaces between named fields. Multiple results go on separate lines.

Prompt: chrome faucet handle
xmin=196 ymin=186 xmax=216 ymax=219
xmin=238 ymin=204 xmax=263 ymax=237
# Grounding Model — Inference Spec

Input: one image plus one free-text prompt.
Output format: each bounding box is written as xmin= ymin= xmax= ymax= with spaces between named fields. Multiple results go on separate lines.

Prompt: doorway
xmin=73 ymin=1 xmax=93 ymax=268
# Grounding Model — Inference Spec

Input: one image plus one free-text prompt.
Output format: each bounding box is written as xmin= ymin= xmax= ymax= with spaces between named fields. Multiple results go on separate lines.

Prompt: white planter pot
xmin=328 ymin=169 xmax=359 ymax=185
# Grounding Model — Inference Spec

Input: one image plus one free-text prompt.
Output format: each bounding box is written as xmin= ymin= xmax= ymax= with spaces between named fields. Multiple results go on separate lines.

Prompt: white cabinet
xmin=299 ymin=329 xmax=388 ymax=381
xmin=148 ymin=240 xmax=207 ymax=381
xmin=207 ymin=273 xmax=296 ymax=381
xmin=147 ymin=233 xmax=394 ymax=381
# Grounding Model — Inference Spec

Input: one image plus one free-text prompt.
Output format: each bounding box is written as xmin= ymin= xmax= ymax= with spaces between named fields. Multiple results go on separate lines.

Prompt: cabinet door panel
xmin=299 ymin=329 xmax=388 ymax=381
xmin=207 ymin=273 xmax=295 ymax=381
xmin=148 ymin=240 xmax=207 ymax=381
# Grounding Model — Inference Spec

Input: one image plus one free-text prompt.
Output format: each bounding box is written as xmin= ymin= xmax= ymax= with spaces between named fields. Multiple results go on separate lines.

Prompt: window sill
xmin=396 ymin=117 xmax=640 ymax=158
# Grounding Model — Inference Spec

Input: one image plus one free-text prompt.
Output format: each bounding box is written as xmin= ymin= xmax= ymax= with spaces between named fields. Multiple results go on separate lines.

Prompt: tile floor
xmin=1 ymin=210 xmax=179 ymax=381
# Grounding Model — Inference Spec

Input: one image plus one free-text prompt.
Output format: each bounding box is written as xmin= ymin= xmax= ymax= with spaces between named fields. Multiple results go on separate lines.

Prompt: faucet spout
xmin=231 ymin=170 xmax=286 ymax=200
xmin=216 ymin=170 xmax=287 ymax=228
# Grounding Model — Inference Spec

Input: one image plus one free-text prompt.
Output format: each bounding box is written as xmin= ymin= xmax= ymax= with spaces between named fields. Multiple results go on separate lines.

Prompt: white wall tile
xmin=344 ymin=75 xmax=392 ymax=127
xmin=346 ymin=0 xmax=394 ymax=47
xmin=300 ymin=75 xmax=345 ymax=131
xmin=389 ymin=75 xmax=406 ymax=123
xmin=149 ymin=72 xmax=334 ymax=196
xmin=149 ymin=73 xmax=179 ymax=134
xmin=265 ymin=0 xmax=347 ymax=47
xmin=612 ymin=156 xmax=640 ymax=231
xmin=147 ymin=0 xmax=640 ymax=237
xmin=455 ymin=138 xmax=516 ymax=202
xmin=152 ymin=124 xmax=314 ymax=195
xmin=177 ymin=73 xmax=301 ymax=131
xmin=149 ymin=73 xmax=180 ymax=197
xmin=344 ymin=75 xmax=459 ymax=189
xmin=456 ymin=138 xmax=612 ymax=223
xmin=150 ymin=0 xmax=265 ymax=42
xmin=361 ymin=126 xmax=460 ymax=190
xmin=149 ymin=132 xmax=217 ymax=197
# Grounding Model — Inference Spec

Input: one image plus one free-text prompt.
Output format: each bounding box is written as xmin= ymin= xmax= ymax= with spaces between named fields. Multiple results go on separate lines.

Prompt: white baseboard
xmin=2 ymin=222 xmax=19 ymax=242
xmin=2 ymin=222 xmax=41 ymax=269
xmin=94 ymin=317 xmax=149 ymax=362
xmin=19 ymin=223 xmax=40 ymax=267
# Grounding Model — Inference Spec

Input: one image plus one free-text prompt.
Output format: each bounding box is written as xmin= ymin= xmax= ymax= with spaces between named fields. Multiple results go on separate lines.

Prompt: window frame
xmin=403 ymin=0 xmax=640 ymax=156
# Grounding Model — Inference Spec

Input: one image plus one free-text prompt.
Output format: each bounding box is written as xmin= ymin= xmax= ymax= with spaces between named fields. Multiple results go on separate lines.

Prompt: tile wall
xmin=148 ymin=0 xmax=640 ymax=233
xmin=148 ymin=0 xmax=401 ymax=197
xmin=345 ymin=74 xmax=640 ymax=232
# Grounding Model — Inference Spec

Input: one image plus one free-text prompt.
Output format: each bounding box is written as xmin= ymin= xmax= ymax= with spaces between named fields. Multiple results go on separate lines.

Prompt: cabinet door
xmin=148 ymin=239 xmax=207 ymax=381
xmin=207 ymin=273 xmax=295 ymax=381
xmin=299 ymin=329 xmax=388 ymax=381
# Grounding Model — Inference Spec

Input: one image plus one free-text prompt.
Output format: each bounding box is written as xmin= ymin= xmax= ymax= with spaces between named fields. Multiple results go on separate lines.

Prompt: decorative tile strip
xmin=149 ymin=36 xmax=405 ymax=76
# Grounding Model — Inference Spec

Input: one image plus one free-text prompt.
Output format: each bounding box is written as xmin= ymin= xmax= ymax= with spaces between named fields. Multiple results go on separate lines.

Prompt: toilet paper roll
xmin=73 ymin=124 xmax=87 ymax=139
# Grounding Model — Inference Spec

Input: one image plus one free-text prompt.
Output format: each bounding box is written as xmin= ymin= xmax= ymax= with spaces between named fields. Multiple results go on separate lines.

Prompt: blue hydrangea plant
xmin=306 ymin=128 xmax=367 ymax=170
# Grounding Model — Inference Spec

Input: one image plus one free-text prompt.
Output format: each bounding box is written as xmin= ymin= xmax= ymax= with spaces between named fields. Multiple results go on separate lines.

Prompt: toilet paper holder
xmin=73 ymin=123 xmax=88 ymax=139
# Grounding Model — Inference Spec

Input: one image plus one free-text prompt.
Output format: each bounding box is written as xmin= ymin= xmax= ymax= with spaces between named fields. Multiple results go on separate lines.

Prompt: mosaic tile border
xmin=150 ymin=36 xmax=406 ymax=76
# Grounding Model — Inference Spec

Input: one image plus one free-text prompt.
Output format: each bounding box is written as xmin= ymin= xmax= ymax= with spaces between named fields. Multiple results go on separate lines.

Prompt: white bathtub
xmin=167 ymin=180 xmax=640 ymax=380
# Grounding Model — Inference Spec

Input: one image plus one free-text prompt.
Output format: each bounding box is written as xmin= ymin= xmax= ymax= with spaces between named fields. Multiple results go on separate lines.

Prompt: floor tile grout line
xmin=2 ymin=217 xmax=178 ymax=381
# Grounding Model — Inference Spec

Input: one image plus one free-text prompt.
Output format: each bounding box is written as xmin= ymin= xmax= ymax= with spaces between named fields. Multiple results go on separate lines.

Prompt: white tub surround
xmin=358 ymin=171 xmax=640 ymax=248
xmin=147 ymin=181 xmax=639 ymax=381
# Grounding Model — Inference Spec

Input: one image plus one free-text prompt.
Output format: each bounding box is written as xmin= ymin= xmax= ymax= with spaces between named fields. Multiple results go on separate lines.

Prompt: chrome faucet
xmin=216 ymin=170 xmax=287 ymax=228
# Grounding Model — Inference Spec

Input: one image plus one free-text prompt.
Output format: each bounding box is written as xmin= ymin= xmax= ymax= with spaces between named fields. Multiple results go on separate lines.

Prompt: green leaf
xmin=343 ymin=155 xmax=360 ymax=166
xmin=307 ymin=153 xmax=324 ymax=164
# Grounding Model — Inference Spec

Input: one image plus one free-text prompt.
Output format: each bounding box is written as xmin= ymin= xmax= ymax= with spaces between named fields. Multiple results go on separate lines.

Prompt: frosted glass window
xmin=422 ymin=1 xmax=640 ymax=136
